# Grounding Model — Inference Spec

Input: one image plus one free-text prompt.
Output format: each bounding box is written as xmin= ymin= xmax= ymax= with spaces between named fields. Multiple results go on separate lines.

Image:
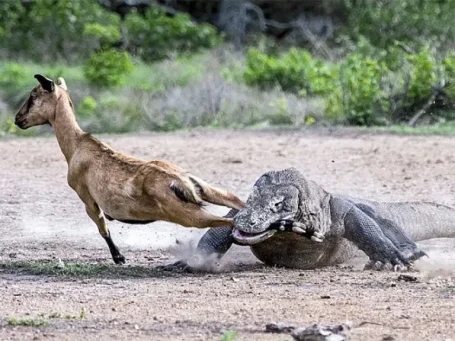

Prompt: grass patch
xmin=131 ymin=54 xmax=207 ymax=92
xmin=7 ymin=318 xmax=48 ymax=327
xmin=0 ymin=260 xmax=177 ymax=278
xmin=367 ymin=123 xmax=455 ymax=136
xmin=220 ymin=330 xmax=238 ymax=341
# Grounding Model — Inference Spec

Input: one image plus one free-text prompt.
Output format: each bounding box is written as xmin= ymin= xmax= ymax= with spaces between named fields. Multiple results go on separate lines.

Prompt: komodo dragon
xmin=165 ymin=168 xmax=455 ymax=271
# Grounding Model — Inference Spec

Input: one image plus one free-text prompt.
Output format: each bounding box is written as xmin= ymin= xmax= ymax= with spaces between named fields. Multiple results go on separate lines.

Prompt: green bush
xmin=243 ymin=48 xmax=338 ymax=95
xmin=344 ymin=0 xmax=455 ymax=52
xmin=0 ymin=0 xmax=120 ymax=62
xmin=243 ymin=46 xmax=455 ymax=126
xmin=0 ymin=63 xmax=32 ymax=108
xmin=0 ymin=1 xmax=26 ymax=42
xmin=83 ymin=23 xmax=120 ymax=47
xmin=407 ymin=48 xmax=437 ymax=105
xmin=328 ymin=54 xmax=387 ymax=125
xmin=124 ymin=7 xmax=222 ymax=62
xmin=77 ymin=96 xmax=98 ymax=118
xmin=83 ymin=49 xmax=134 ymax=87
xmin=267 ymin=98 xmax=294 ymax=125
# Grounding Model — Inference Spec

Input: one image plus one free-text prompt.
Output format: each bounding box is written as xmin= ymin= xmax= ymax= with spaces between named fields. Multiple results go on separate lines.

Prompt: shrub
xmin=0 ymin=63 xmax=32 ymax=109
xmin=77 ymin=96 xmax=98 ymax=118
xmin=407 ymin=48 xmax=437 ymax=105
xmin=328 ymin=54 xmax=387 ymax=125
xmin=267 ymin=98 xmax=294 ymax=125
xmin=243 ymin=48 xmax=338 ymax=95
xmin=83 ymin=23 xmax=120 ymax=47
xmin=124 ymin=7 xmax=222 ymax=62
xmin=0 ymin=0 xmax=120 ymax=62
xmin=344 ymin=0 xmax=455 ymax=52
xmin=243 ymin=46 xmax=455 ymax=126
xmin=83 ymin=49 xmax=134 ymax=87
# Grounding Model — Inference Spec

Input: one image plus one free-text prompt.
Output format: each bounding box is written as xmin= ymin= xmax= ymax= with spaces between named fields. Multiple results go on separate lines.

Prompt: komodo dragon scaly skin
xmin=166 ymin=168 xmax=455 ymax=271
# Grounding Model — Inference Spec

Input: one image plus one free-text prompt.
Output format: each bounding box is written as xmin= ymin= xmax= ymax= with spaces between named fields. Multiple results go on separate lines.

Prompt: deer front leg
xmin=85 ymin=202 xmax=125 ymax=264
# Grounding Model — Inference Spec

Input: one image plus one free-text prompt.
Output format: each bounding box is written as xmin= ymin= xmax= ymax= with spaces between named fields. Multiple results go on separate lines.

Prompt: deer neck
xmin=50 ymin=94 xmax=84 ymax=163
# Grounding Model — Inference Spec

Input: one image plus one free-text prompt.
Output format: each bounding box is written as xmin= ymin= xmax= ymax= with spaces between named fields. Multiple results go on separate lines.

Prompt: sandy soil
xmin=0 ymin=129 xmax=455 ymax=341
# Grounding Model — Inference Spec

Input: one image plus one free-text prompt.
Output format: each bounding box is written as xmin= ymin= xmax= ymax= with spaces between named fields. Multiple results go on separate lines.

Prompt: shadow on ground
xmin=0 ymin=259 xmax=265 ymax=279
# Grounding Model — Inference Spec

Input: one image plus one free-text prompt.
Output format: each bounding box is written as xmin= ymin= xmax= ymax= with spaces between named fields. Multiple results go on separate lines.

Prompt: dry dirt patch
xmin=0 ymin=130 xmax=454 ymax=340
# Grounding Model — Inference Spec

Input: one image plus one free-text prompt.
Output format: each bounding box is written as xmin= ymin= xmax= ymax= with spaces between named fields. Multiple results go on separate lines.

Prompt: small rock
xmin=291 ymin=322 xmax=352 ymax=341
xmin=223 ymin=158 xmax=243 ymax=164
xmin=382 ymin=335 xmax=395 ymax=341
xmin=57 ymin=258 xmax=65 ymax=268
xmin=265 ymin=322 xmax=296 ymax=333
xmin=397 ymin=275 xmax=418 ymax=282
xmin=320 ymin=295 xmax=331 ymax=299
xmin=390 ymin=282 xmax=397 ymax=287
xmin=230 ymin=277 xmax=239 ymax=282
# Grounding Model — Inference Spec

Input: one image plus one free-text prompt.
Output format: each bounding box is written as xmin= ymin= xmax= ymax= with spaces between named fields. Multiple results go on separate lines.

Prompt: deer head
xmin=15 ymin=74 xmax=69 ymax=129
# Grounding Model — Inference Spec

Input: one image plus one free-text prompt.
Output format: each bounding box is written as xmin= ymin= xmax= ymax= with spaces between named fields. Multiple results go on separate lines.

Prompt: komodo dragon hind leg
xmin=356 ymin=203 xmax=428 ymax=264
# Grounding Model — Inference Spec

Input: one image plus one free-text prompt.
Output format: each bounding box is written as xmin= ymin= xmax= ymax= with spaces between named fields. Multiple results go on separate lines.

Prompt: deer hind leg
xmin=186 ymin=208 xmax=235 ymax=228
xmin=189 ymin=176 xmax=245 ymax=210
xmin=84 ymin=201 xmax=125 ymax=264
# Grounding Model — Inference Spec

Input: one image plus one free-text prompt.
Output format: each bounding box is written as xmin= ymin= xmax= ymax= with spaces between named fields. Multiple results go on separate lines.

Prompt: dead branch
xmin=408 ymin=81 xmax=451 ymax=127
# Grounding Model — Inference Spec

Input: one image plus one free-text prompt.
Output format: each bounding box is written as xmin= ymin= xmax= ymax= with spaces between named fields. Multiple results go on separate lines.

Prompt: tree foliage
xmin=123 ymin=7 xmax=221 ymax=62
xmin=244 ymin=46 xmax=455 ymax=126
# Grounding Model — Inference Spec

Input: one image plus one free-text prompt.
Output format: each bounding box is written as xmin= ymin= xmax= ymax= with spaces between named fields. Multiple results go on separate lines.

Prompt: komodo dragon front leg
xmin=353 ymin=201 xmax=427 ymax=268
xmin=341 ymin=205 xmax=412 ymax=270
xmin=278 ymin=197 xmax=418 ymax=270
xmin=161 ymin=209 xmax=238 ymax=271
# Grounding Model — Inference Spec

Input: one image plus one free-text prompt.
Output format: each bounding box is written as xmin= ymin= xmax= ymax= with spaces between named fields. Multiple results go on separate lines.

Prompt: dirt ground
xmin=0 ymin=129 xmax=455 ymax=341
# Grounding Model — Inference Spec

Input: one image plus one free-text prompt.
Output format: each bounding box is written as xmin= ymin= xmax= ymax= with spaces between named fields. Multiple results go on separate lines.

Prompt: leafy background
xmin=2 ymin=0 xmax=455 ymax=135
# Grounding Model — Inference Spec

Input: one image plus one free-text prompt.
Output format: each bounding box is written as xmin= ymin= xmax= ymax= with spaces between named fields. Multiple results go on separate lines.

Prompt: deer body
xmin=15 ymin=75 xmax=244 ymax=264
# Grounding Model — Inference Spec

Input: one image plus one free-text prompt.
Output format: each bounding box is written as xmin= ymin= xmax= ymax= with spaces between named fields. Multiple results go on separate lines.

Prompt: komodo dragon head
xmin=232 ymin=171 xmax=301 ymax=245
xmin=232 ymin=168 xmax=331 ymax=245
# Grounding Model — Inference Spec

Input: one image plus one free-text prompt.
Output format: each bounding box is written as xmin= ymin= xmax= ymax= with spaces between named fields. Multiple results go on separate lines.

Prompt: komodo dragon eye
xmin=271 ymin=199 xmax=284 ymax=212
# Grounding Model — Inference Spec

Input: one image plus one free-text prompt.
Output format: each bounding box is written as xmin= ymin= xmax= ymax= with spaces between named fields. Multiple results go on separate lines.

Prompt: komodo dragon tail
xmin=379 ymin=202 xmax=455 ymax=241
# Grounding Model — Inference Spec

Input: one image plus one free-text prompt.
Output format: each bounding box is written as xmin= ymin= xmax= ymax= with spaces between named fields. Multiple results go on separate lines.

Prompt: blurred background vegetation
xmin=2 ymin=0 xmax=455 ymax=136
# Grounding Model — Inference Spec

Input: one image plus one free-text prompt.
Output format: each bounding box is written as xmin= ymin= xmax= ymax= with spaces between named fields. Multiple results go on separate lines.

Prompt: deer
xmin=14 ymin=75 xmax=245 ymax=264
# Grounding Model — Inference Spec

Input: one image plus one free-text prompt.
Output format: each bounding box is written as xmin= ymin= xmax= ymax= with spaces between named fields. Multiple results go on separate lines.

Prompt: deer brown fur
xmin=15 ymin=75 xmax=244 ymax=264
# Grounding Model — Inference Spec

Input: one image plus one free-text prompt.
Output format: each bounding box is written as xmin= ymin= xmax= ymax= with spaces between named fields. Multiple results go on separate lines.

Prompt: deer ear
xmin=57 ymin=77 xmax=68 ymax=91
xmin=34 ymin=74 xmax=55 ymax=92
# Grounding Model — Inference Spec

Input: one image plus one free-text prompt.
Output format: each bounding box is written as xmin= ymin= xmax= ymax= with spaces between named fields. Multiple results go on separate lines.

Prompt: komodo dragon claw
xmin=270 ymin=220 xmax=324 ymax=242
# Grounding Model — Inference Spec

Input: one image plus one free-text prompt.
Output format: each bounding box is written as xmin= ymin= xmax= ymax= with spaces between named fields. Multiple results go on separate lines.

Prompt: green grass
xmin=0 ymin=54 xmax=206 ymax=91
xmin=367 ymin=123 xmax=455 ymax=135
xmin=220 ymin=330 xmax=238 ymax=341
xmin=0 ymin=260 xmax=177 ymax=278
xmin=7 ymin=318 xmax=48 ymax=327
xmin=131 ymin=54 xmax=207 ymax=91
xmin=0 ymin=53 xmax=207 ymax=92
